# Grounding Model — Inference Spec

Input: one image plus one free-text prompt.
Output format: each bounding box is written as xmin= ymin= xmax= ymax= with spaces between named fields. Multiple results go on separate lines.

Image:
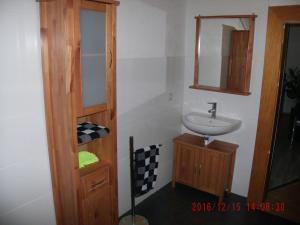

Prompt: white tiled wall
xmin=116 ymin=0 xmax=185 ymax=215
xmin=0 ymin=1 xmax=56 ymax=225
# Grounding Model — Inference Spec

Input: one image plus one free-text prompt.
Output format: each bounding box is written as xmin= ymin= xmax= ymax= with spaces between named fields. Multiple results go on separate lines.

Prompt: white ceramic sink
xmin=182 ymin=112 xmax=241 ymax=136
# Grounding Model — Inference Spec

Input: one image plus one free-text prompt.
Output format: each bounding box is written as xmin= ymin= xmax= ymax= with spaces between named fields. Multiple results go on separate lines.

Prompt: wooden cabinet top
xmin=174 ymin=133 xmax=238 ymax=154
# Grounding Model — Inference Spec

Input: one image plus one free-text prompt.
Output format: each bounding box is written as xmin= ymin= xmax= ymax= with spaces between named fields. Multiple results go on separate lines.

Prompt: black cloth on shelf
xmin=77 ymin=122 xmax=109 ymax=144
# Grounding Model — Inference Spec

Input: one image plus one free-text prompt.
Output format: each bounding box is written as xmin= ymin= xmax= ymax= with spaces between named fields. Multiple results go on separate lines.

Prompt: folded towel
xmin=79 ymin=151 xmax=100 ymax=168
xmin=77 ymin=122 xmax=110 ymax=144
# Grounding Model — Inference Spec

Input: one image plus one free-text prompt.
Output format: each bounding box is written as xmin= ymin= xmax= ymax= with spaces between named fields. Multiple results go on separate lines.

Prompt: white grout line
xmin=0 ymin=193 xmax=52 ymax=217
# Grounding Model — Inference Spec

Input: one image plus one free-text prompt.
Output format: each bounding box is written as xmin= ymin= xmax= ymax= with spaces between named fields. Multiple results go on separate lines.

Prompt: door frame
xmin=248 ymin=5 xmax=300 ymax=203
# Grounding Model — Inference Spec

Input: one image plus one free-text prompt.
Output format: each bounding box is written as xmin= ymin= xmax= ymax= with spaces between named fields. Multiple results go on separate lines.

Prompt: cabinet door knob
xmin=198 ymin=164 xmax=202 ymax=175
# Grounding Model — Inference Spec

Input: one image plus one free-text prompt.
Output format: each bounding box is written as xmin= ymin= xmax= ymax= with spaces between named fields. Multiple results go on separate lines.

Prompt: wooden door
xmin=248 ymin=5 xmax=300 ymax=203
xmin=227 ymin=30 xmax=250 ymax=91
xmin=175 ymin=145 xmax=196 ymax=187
xmin=197 ymin=150 xmax=224 ymax=195
xmin=82 ymin=185 xmax=112 ymax=225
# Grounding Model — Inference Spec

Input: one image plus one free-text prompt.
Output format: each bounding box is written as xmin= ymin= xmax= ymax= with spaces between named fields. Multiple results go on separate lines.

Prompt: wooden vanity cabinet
xmin=172 ymin=133 xmax=237 ymax=202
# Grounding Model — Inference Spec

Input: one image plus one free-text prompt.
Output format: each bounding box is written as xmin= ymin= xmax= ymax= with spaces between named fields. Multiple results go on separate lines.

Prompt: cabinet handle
xmin=109 ymin=108 xmax=114 ymax=120
xmin=109 ymin=49 xmax=113 ymax=68
xmin=65 ymin=45 xmax=73 ymax=94
xmin=89 ymin=178 xmax=106 ymax=191
xmin=198 ymin=164 xmax=202 ymax=175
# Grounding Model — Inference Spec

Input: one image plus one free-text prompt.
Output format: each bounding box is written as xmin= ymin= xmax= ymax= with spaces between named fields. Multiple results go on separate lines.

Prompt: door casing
xmin=248 ymin=5 xmax=300 ymax=203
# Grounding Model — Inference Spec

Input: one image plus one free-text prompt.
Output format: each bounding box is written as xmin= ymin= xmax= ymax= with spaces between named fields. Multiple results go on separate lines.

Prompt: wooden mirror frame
xmin=190 ymin=14 xmax=257 ymax=96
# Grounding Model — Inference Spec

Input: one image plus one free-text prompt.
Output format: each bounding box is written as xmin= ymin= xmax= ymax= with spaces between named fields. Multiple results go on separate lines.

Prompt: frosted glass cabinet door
xmin=80 ymin=9 xmax=106 ymax=108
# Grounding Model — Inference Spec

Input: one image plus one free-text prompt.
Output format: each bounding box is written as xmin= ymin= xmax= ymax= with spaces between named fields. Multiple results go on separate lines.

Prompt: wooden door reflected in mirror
xmin=190 ymin=15 xmax=257 ymax=95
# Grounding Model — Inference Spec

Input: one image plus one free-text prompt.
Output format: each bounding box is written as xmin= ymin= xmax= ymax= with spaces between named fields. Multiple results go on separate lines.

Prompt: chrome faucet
xmin=208 ymin=102 xmax=217 ymax=119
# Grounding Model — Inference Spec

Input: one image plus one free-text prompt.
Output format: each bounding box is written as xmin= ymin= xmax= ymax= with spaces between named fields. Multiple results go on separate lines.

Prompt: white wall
xmin=182 ymin=0 xmax=269 ymax=197
xmin=117 ymin=0 xmax=185 ymax=215
xmin=0 ymin=1 xmax=56 ymax=225
xmin=116 ymin=0 xmax=185 ymax=215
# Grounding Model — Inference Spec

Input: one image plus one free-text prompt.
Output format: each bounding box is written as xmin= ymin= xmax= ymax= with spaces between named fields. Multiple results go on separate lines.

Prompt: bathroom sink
xmin=182 ymin=112 xmax=241 ymax=136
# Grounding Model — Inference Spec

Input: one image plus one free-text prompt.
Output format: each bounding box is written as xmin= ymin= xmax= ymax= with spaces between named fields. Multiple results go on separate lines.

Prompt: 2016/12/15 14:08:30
xmin=191 ymin=202 xmax=285 ymax=213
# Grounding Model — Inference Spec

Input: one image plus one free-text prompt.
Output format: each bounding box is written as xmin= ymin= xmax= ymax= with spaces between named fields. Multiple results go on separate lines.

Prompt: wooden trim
xmin=196 ymin=14 xmax=257 ymax=19
xmin=227 ymin=150 xmax=236 ymax=192
xmin=39 ymin=6 xmax=63 ymax=224
xmin=82 ymin=0 xmax=120 ymax=6
xmin=193 ymin=17 xmax=200 ymax=85
xmin=248 ymin=5 xmax=300 ymax=203
xmin=112 ymin=5 xmax=119 ymax=223
xmin=244 ymin=16 xmax=255 ymax=91
xmin=79 ymin=104 xmax=108 ymax=117
xmin=73 ymin=0 xmax=82 ymax=117
xmin=40 ymin=1 xmax=81 ymax=225
xmin=189 ymin=84 xmax=251 ymax=96
xmin=79 ymin=160 xmax=111 ymax=177
xmin=81 ymin=1 xmax=106 ymax=11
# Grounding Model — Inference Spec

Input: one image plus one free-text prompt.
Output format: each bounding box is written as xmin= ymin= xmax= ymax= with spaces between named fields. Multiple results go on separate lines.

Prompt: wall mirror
xmin=190 ymin=15 xmax=257 ymax=95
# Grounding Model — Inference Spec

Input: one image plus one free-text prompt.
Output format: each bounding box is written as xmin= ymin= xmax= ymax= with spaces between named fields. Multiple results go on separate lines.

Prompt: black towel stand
xmin=129 ymin=136 xmax=136 ymax=220
xmin=119 ymin=136 xmax=149 ymax=225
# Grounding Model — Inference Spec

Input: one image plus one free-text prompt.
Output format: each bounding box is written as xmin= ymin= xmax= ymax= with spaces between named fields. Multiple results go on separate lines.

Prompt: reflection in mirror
xmin=80 ymin=9 xmax=107 ymax=108
xmin=191 ymin=15 xmax=256 ymax=95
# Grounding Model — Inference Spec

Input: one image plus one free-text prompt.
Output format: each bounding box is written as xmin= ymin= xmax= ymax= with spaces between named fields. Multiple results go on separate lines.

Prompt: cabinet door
xmin=82 ymin=185 xmax=112 ymax=225
xmin=196 ymin=150 xmax=225 ymax=195
xmin=75 ymin=1 xmax=114 ymax=116
xmin=175 ymin=145 xmax=196 ymax=187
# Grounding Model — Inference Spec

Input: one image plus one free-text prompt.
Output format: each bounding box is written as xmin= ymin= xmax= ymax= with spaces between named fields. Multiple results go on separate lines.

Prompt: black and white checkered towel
xmin=134 ymin=144 xmax=161 ymax=197
xmin=77 ymin=122 xmax=109 ymax=144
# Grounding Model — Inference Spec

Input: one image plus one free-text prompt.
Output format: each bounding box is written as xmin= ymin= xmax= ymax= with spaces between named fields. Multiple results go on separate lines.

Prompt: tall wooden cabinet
xmin=39 ymin=1 xmax=119 ymax=225
xmin=172 ymin=134 xmax=238 ymax=202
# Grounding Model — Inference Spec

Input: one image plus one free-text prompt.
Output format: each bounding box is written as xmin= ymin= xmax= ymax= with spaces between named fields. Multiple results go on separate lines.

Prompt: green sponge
xmin=79 ymin=151 xmax=100 ymax=168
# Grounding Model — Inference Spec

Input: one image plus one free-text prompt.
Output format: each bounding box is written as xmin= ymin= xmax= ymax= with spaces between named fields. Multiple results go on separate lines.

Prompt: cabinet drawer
xmin=82 ymin=167 xmax=109 ymax=196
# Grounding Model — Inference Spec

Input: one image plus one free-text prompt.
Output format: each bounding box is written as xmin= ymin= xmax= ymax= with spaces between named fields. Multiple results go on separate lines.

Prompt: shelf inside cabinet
xmin=77 ymin=122 xmax=109 ymax=145
xmin=79 ymin=159 xmax=111 ymax=177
